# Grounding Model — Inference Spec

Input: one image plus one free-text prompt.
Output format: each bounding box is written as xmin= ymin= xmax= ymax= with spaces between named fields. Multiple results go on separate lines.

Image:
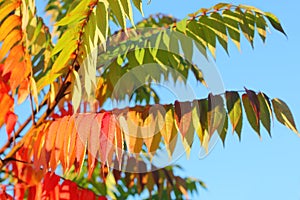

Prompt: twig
xmin=0 ymin=98 xmax=47 ymax=155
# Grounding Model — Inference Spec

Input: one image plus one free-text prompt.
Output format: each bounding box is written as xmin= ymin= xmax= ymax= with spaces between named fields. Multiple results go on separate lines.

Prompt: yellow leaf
xmin=0 ymin=15 xmax=20 ymax=41
xmin=272 ymin=98 xmax=299 ymax=134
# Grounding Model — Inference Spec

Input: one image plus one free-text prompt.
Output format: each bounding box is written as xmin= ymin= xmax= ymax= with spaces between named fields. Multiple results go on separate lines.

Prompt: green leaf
xmin=235 ymin=8 xmax=254 ymax=47
xmin=134 ymin=48 xmax=145 ymax=65
xmin=192 ymin=101 xmax=204 ymax=145
xmin=36 ymin=71 xmax=60 ymax=92
xmin=207 ymin=94 xmax=226 ymax=137
xmin=132 ymin=0 xmax=144 ymax=16
xmin=177 ymin=31 xmax=193 ymax=62
xmin=255 ymin=14 xmax=267 ymax=43
xmin=225 ymin=91 xmax=243 ymax=139
xmin=245 ymin=89 xmax=260 ymax=126
xmin=96 ymin=1 xmax=109 ymax=45
xmin=192 ymin=99 xmax=208 ymax=148
xmin=51 ymin=27 xmax=79 ymax=56
xmin=265 ymin=12 xmax=287 ymax=36
xmin=272 ymin=98 xmax=298 ymax=134
xmin=222 ymin=9 xmax=241 ymax=51
xmin=257 ymin=92 xmax=272 ymax=136
xmin=217 ymin=114 xmax=228 ymax=146
xmin=55 ymin=0 xmax=90 ymax=26
xmin=120 ymin=0 xmax=134 ymax=25
xmin=176 ymin=18 xmax=188 ymax=34
xmin=108 ymin=0 xmax=127 ymax=29
xmin=169 ymin=31 xmax=180 ymax=55
xmin=51 ymin=39 xmax=77 ymax=73
xmin=209 ymin=12 xmax=229 ymax=54
xmin=186 ymin=20 xmax=207 ymax=57
xmin=244 ymin=11 xmax=255 ymax=47
xmin=199 ymin=16 xmax=216 ymax=58
xmin=242 ymin=94 xmax=260 ymax=137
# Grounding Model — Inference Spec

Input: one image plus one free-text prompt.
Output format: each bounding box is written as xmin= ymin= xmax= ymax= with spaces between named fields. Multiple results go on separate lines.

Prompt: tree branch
xmin=0 ymin=98 xmax=47 ymax=155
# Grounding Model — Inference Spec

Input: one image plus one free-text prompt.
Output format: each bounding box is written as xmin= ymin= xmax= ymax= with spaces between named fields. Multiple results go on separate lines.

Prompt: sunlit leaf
xmin=257 ymin=92 xmax=272 ymax=136
xmin=242 ymin=94 xmax=260 ymax=137
xmin=225 ymin=91 xmax=242 ymax=139
xmin=265 ymin=12 xmax=287 ymax=36
xmin=272 ymin=98 xmax=298 ymax=134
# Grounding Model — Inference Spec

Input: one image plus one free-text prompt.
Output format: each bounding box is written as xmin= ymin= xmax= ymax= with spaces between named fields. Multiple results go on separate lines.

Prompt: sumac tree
xmin=0 ymin=0 xmax=297 ymax=199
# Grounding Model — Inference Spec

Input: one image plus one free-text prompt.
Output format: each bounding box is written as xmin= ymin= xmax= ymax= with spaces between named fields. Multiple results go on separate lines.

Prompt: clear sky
xmin=143 ymin=1 xmax=300 ymax=199
xmin=1 ymin=1 xmax=300 ymax=200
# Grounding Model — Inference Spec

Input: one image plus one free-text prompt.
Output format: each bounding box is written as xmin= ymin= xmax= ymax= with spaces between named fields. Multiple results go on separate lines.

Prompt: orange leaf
xmin=10 ymin=54 xmax=32 ymax=90
xmin=0 ymin=93 xmax=14 ymax=127
xmin=0 ymin=29 xmax=22 ymax=61
xmin=5 ymin=111 xmax=17 ymax=138
xmin=74 ymin=114 xmax=94 ymax=173
xmin=17 ymin=78 xmax=30 ymax=104
xmin=114 ymin=122 xmax=124 ymax=164
xmin=2 ymin=45 xmax=23 ymax=76
xmin=46 ymin=121 xmax=60 ymax=169
xmin=33 ymin=127 xmax=47 ymax=172
xmin=51 ymin=116 xmax=69 ymax=171
xmin=88 ymin=114 xmax=100 ymax=178
xmin=67 ymin=117 xmax=77 ymax=171
xmin=3 ymin=46 xmax=31 ymax=91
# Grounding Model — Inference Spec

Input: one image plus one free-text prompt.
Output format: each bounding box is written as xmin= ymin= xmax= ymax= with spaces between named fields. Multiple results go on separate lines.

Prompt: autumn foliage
xmin=0 ymin=0 xmax=298 ymax=199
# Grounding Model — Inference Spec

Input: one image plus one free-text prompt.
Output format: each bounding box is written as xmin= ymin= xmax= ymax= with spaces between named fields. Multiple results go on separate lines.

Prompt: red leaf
xmin=59 ymin=180 xmax=78 ymax=200
xmin=99 ymin=113 xmax=115 ymax=165
xmin=174 ymin=101 xmax=192 ymax=137
xmin=42 ymin=172 xmax=60 ymax=196
xmin=0 ymin=185 xmax=13 ymax=200
xmin=5 ymin=111 xmax=17 ymax=138
xmin=0 ymin=70 xmax=10 ymax=92
xmin=245 ymin=88 xmax=260 ymax=125
xmin=78 ymin=189 xmax=95 ymax=200
xmin=14 ymin=184 xmax=25 ymax=200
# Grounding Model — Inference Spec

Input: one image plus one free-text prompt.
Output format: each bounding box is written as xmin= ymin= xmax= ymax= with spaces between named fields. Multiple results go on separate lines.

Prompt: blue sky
xmin=1 ymin=1 xmax=300 ymax=199
xmin=141 ymin=1 xmax=300 ymax=200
